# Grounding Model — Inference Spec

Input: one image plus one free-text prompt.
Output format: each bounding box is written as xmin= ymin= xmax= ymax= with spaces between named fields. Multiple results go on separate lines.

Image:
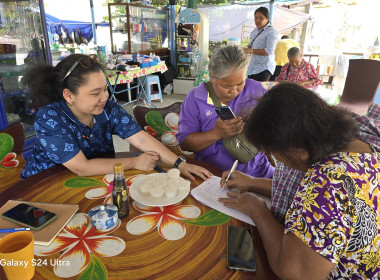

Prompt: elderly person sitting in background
xmin=275 ymin=47 xmax=322 ymax=86
xmin=176 ymin=45 xmax=274 ymax=178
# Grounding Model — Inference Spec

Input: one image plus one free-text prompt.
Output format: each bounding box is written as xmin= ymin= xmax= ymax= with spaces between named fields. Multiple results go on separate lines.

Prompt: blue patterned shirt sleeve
xmin=107 ymin=100 xmax=141 ymax=139
xmin=34 ymin=107 xmax=80 ymax=164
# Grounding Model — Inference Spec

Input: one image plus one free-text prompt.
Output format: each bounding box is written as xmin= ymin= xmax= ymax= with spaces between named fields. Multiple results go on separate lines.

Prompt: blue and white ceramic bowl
xmin=88 ymin=204 xmax=118 ymax=231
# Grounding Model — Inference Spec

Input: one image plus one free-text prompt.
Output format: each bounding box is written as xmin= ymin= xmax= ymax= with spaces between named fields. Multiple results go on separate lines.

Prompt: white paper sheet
xmin=191 ymin=176 xmax=272 ymax=226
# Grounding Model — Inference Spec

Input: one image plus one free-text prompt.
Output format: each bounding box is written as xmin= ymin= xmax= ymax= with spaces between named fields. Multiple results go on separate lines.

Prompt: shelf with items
xmin=174 ymin=8 xmax=209 ymax=82
xmin=108 ymin=3 xmax=169 ymax=56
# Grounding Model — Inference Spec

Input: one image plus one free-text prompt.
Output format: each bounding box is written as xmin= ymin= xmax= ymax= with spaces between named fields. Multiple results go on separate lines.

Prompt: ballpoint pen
xmin=223 ymin=160 xmax=239 ymax=191
xmin=0 ymin=227 xmax=30 ymax=233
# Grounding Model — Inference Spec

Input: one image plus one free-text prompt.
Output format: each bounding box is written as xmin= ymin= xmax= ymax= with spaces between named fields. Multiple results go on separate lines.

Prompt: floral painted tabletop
xmin=0 ymin=160 xmax=275 ymax=280
xmin=104 ymin=62 xmax=167 ymax=85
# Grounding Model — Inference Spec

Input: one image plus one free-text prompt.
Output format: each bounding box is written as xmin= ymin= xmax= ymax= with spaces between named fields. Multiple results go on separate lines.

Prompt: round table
xmin=0 ymin=155 xmax=277 ymax=280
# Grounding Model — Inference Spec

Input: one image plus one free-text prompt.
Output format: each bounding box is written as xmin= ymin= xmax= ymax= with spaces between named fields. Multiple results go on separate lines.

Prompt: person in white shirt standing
xmin=244 ymin=7 xmax=278 ymax=82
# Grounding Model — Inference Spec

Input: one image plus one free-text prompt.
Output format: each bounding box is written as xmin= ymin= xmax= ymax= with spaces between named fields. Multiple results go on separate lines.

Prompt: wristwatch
xmin=173 ymin=156 xmax=186 ymax=168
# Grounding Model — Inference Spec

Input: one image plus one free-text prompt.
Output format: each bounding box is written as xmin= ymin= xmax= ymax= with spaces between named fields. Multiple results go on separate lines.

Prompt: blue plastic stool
xmin=144 ymin=75 xmax=163 ymax=103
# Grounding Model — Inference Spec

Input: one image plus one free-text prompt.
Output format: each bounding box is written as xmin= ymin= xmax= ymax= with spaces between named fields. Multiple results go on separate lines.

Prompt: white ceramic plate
xmin=129 ymin=174 xmax=190 ymax=207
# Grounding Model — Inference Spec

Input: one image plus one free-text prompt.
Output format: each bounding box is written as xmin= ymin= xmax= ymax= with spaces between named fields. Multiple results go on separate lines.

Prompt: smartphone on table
xmin=227 ymin=226 xmax=256 ymax=272
xmin=215 ymin=106 xmax=236 ymax=121
xmin=1 ymin=203 xmax=57 ymax=231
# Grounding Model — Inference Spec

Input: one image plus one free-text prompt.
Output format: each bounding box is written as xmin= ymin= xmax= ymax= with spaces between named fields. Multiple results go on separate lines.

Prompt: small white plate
xmin=129 ymin=174 xmax=190 ymax=207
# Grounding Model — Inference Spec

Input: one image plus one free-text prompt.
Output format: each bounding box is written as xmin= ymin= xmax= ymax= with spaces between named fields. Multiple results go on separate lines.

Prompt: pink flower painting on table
xmin=126 ymin=201 xmax=201 ymax=240
xmin=34 ymin=213 xmax=125 ymax=278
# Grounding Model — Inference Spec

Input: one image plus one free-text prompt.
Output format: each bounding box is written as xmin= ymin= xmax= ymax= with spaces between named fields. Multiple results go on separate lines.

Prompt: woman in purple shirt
xmin=177 ymin=45 xmax=274 ymax=178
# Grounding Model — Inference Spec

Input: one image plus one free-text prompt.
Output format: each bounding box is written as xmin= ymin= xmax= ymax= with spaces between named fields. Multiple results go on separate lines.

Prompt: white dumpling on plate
xmin=155 ymin=173 xmax=168 ymax=181
xmin=178 ymin=180 xmax=191 ymax=192
xmin=153 ymin=178 xmax=167 ymax=188
xmin=140 ymin=183 xmax=153 ymax=195
xmin=167 ymin=168 xmax=180 ymax=179
xmin=141 ymin=176 xmax=154 ymax=184
xmin=150 ymin=187 xmax=164 ymax=201
xmin=167 ymin=178 xmax=179 ymax=185
xmin=165 ymin=185 xmax=178 ymax=199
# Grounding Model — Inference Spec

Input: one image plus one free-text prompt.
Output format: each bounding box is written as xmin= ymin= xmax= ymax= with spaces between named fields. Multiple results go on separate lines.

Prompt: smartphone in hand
xmin=215 ymin=106 xmax=236 ymax=121
xmin=227 ymin=226 xmax=256 ymax=272
xmin=2 ymin=203 xmax=57 ymax=231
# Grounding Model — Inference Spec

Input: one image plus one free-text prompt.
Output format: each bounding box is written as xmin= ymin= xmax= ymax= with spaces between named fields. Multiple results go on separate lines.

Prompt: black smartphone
xmin=215 ymin=106 xmax=236 ymax=121
xmin=1 ymin=203 xmax=57 ymax=231
xmin=227 ymin=226 xmax=256 ymax=272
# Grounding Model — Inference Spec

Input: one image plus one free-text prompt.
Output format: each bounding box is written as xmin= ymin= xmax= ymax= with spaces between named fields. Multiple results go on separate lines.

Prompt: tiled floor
xmin=112 ymin=93 xmax=186 ymax=152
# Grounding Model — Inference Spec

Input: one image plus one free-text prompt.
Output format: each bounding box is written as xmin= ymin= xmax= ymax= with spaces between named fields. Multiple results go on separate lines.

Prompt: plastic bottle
xmin=112 ymin=163 xmax=129 ymax=218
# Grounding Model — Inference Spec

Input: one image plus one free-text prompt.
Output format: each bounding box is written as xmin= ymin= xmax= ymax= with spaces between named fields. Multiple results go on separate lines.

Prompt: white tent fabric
xmin=198 ymin=4 xmax=312 ymax=41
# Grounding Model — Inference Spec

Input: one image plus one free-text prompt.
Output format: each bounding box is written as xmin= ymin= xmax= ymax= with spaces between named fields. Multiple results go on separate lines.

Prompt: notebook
xmin=191 ymin=176 xmax=271 ymax=226
xmin=0 ymin=200 xmax=79 ymax=246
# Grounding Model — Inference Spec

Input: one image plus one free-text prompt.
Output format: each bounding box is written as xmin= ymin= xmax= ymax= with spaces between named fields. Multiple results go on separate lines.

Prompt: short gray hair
xmin=287 ymin=47 xmax=302 ymax=58
xmin=208 ymin=45 xmax=250 ymax=80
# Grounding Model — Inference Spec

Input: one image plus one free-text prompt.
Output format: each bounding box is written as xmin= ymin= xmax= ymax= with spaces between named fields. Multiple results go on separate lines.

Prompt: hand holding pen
xmin=222 ymin=160 xmax=239 ymax=191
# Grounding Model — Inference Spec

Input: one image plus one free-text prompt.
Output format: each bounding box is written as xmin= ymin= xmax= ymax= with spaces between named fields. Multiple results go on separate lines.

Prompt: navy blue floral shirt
xmin=21 ymin=99 xmax=141 ymax=179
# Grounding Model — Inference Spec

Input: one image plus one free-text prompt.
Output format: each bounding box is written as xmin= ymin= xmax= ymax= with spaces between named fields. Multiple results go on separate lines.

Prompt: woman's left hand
xmin=178 ymin=162 xmax=213 ymax=181
xmin=219 ymin=190 xmax=266 ymax=217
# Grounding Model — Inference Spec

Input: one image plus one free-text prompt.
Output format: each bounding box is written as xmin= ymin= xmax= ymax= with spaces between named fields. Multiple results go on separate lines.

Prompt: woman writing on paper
xmin=220 ymin=83 xmax=380 ymax=279
xmin=21 ymin=54 xmax=212 ymax=180
xmin=244 ymin=7 xmax=278 ymax=82
xmin=177 ymin=45 xmax=274 ymax=178
xmin=220 ymin=101 xmax=380 ymax=224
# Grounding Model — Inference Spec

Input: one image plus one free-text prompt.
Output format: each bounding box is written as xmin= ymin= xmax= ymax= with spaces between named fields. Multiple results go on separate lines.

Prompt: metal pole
xmin=169 ymin=0 xmax=176 ymax=68
xmin=269 ymin=0 xmax=274 ymax=24
xmin=90 ymin=0 xmax=97 ymax=44
xmin=39 ymin=0 xmax=52 ymax=65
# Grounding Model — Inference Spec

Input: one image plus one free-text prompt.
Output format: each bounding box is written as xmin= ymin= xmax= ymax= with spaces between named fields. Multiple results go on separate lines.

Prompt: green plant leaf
xmin=145 ymin=111 xmax=170 ymax=136
xmin=64 ymin=177 xmax=105 ymax=188
xmin=0 ymin=133 xmax=14 ymax=161
xmin=183 ymin=209 xmax=231 ymax=226
xmin=78 ymin=254 xmax=107 ymax=280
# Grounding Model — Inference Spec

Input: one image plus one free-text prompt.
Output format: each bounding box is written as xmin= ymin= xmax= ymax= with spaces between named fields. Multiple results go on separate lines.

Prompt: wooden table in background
xmin=0 ymin=154 xmax=277 ymax=280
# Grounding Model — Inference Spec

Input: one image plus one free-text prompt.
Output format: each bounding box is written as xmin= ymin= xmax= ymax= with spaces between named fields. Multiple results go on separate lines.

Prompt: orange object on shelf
xmin=327 ymin=65 xmax=333 ymax=74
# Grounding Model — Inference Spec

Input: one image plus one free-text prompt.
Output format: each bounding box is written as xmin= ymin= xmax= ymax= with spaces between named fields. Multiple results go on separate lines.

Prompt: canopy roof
xmin=45 ymin=13 xmax=108 ymax=41
xmin=198 ymin=4 xmax=312 ymax=41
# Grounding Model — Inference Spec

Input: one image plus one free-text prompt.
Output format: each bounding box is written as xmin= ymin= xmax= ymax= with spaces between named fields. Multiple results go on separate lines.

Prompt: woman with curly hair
xmin=220 ymin=83 xmax=380 ymax=279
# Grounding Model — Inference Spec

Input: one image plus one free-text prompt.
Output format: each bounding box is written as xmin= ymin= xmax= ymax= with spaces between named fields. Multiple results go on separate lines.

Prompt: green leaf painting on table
xmin=0 ymin=133 xmax=14 ymax=161
xmin=64 ymin=177 xmax=105 ymax=188
xmin=145 ymin=110 xmax=171 ymax=136
xmin=78 ymin=254 xmax=108 ymax=280
xmin=144 ymin=111 xmax=180 ymax=147
xmin=0 ymin=133 xmax=19 ymax=169
xmin=183 ymin=209 xmax=231 ymax=226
